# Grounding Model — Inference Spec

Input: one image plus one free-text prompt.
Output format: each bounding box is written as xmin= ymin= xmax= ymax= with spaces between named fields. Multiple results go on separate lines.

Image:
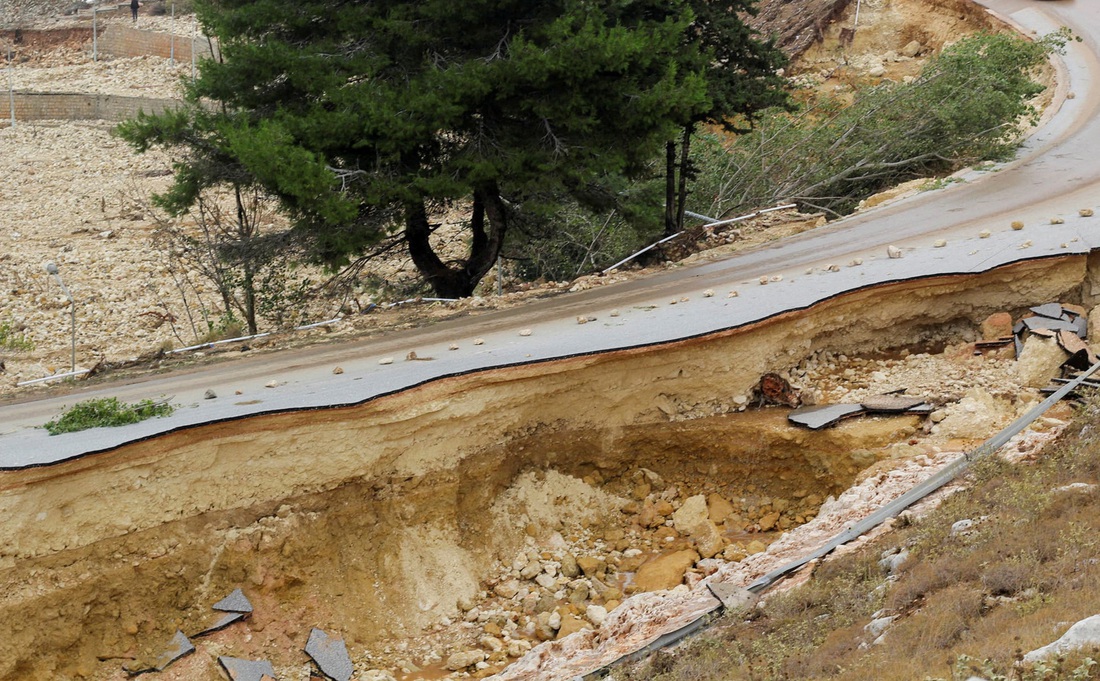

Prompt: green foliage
xmin=0 ymin=319 xmax=34 ymax=351
xmin=691 ymin=31 xmax=1057 ymax=220
xmin=43 ymin=397 xmax=174 ymax=436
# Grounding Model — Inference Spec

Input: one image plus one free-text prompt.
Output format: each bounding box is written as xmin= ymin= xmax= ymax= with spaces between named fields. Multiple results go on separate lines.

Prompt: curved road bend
xmin=1 ymin=0 xmax=1098 ymax=467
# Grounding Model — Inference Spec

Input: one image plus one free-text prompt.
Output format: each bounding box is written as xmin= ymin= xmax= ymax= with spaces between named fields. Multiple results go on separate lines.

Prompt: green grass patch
xmin=43 ymin=397 xmax=174 ymax=435
xmin=0 ymin=319 xmax=34 ymax=351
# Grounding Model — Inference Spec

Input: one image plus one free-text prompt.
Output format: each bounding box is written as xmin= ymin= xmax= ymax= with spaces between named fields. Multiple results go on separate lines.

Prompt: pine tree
xmin=120 ymin=0 xmax=782 ymax=297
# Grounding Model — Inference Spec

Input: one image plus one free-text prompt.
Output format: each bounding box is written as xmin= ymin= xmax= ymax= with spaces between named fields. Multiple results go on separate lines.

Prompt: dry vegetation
xmin=616 ymin=396 xmax=1100 ymax=681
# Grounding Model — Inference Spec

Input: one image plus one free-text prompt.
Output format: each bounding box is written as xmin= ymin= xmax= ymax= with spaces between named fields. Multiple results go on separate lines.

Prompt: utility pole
xmin=45 ymin=262 xmax=76 ymax=373
xmin=7 ymin=45 xmax=14 ymax=128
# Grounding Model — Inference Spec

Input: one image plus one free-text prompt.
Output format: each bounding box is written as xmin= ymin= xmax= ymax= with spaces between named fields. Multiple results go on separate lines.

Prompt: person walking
xmin=130 ymin=0 xmax=140 ymax=22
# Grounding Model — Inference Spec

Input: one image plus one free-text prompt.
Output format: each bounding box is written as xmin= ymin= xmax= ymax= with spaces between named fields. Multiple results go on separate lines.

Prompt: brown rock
xmin=980 ymin=312 xmax=1014 ymax=340
xmin=745 ymin=540 xmax=767 ymax=555
xmin=633 ymin=549 xmax=699 ymax=592
xmin=555 ymin=614 xmax=589 ymax=639
xmin=576 ymin=556 xmax=603 ymax=577
xmin=706 ymin=493 xmax=735 ymax=524
xmin=757 ymin=511 xmax=781 ymax=532
xmin=559 ymin=553 xmax=579 ymax=579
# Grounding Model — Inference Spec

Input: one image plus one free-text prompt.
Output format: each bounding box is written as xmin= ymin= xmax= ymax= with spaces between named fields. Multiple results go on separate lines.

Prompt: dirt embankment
xmin=0 ymin=254 xmax=1091 ymax=680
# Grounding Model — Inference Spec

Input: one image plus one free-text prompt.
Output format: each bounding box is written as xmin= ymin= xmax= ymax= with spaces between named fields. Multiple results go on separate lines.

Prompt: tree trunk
xmin=675 ymin=125 xmax=692 ymax=234
xmin=664 ymin=140 xmax=677 ymax=236
xmin=404 ymin=187 xmax=507 ymax=298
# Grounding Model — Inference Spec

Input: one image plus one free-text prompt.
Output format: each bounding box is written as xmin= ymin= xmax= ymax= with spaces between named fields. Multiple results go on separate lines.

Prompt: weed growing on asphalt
xmin=43 ymin=397 xmax=174 ymax=435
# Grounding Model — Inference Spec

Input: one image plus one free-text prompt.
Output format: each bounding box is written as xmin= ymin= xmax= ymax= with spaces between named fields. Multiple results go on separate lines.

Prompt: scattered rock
xmin=887 ymin=245 xmax=902 ymax=259
xmin=950 ymin=519 xmax=975 ymax=535
xmin=203 ymin=389 xmax=217 ymax=400
xmin=706 ymin=493 xmax=735 ymax=525
xmin=1080 ymin=208 xmax=1094 ymax=217
xmin=332 ymin=366 xmax=343 ymax=375
xmin=1011 ymin=220 xmax=1024 ymax=231
xmin=445 ymin=650 xmax=487 ymax=671
xmin=519 ymin=329 xmax=532 ymax=337
xmin=379 ymin=357 xmax=394 ymax=365
xmin=933 ymin=239 xmax=947 ymax=248
xmin=901 ymin=40 xmax=922 ymax=57
xmin=937 ymin=388 xmax=1011 ymax=439
xmin=362 ymin=671 xmax=397 ymax=681
xmin=449 ymin=343 xmax=459 ymax=351
xmin=702 ymin=289 xmax=715 ymax=297
xmin=879 ymin=548 xmax=909 ymax=574
xmin=1051 ymin=217 xmax=1065 ymax=225
xmin=473 ymin=338 xmax=485 ymax=345
xmin=864 ymin=615 xmax=897 ymax=638
xmin=264 ymin=380 xmax=279 ymax=388
xmin=979 ymin=229 xmax=991 ymax=238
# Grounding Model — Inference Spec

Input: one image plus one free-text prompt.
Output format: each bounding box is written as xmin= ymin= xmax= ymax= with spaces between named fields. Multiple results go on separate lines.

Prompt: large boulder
xmin=1016 ymin=335 xmax=1069 ymax=388
xmin=936 ymin=388 xmax=1011 ymax=439
xmin=980 ymin=312 xmax=1014 ymax=340
xmin=633 ymin=550 xmax=699 ymax=592
xmin=673 ymin=495 xmax=726 ymax=558
xmin=1024 ymin=614 xmax=1100 ymax=662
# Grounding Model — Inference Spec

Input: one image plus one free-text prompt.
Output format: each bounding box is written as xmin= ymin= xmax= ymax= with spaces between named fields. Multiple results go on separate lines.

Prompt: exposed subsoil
xmin=0 ymin=2 xmax=1081 ymax=681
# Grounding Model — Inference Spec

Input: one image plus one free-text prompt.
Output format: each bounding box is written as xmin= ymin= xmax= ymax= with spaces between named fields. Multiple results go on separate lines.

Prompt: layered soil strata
xmin=0 ymin=254 xmax=1089 ymax=680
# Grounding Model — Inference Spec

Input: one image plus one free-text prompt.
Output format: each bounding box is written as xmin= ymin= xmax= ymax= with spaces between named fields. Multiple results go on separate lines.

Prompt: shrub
xmin=0 ymin=319 xmax=34 ymax=351
xmin=43 ymin=397 xmax=174 ymax=435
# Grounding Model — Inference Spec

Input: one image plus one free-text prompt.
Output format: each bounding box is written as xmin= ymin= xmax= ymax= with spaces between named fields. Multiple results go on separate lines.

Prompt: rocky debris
xmin=935 ymin=388 xmax=1011 ymax=440
xmin=445 ymin=649 xmax=487 ymax=671
xmin=361 ymin=671 xmax=397 ymax=681
xmin=879 ymin=548 xmax=909 ymax=575
xmin=633 ymin=550 xmax=700 ymax=592
xmin=864 ymin=614 xmax=897 ymax=638
xmin=1023 ymin=614 xmax=1100 ymax=663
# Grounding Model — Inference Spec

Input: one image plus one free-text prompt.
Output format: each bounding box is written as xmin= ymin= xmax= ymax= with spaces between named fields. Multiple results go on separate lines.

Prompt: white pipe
xmin=700 ymin=203 xmax=797 ymax=230
xmin=17 ymin=368 xmax=91 ymax=386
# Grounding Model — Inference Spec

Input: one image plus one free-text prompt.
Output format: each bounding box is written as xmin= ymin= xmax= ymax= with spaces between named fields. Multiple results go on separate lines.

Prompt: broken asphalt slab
xmin=304 ymin=628 xmax=354 ymax=681
xmin=218 ymin=656 xmax=277 ymax=681
xmin=213 ymin=588 xmax=253 ymax=614
xmin=122 ymin=630 xmax=194 ymax=676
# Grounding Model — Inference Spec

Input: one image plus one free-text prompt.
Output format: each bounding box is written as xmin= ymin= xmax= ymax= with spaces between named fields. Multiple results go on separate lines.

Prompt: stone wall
xmin=96 ymin=23 xmax=215 ymax=62
xmin=2 ymin=91 xmax=177 ymax=123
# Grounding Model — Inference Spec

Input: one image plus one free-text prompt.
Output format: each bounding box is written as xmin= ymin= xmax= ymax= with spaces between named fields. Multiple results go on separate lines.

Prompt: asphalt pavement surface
xmin=1 ymin=0 xmax=1097 ymax=468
